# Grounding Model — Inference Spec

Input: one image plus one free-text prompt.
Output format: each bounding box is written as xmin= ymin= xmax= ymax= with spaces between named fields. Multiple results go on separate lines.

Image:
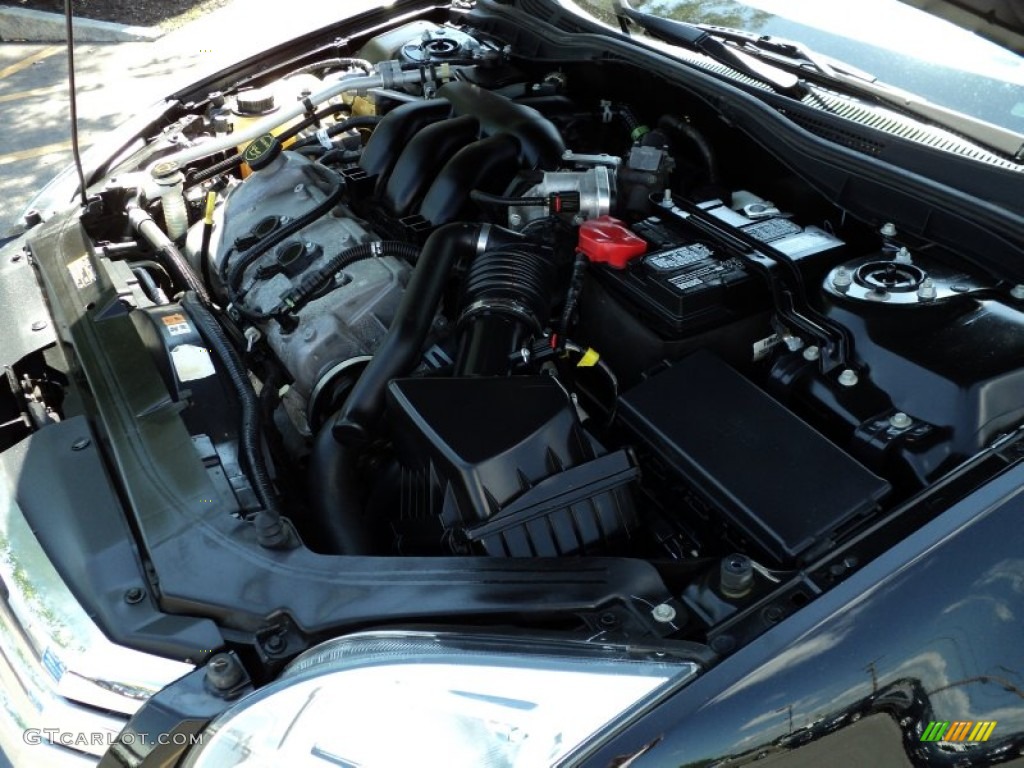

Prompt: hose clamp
xmin=476 ymin=224 xmax=492 ymax=255
xmin=375 ymin=60 xmax=402 ymax=89
xmin=458 ymin=298 xmax=541 ymax=334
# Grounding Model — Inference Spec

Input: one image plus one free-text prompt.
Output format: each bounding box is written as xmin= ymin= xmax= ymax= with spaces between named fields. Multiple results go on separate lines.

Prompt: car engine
xmin=20 ymin=13 xmax=1024 ymax=646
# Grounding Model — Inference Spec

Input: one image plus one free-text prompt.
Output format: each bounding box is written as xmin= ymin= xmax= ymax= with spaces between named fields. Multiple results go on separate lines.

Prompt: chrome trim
xmin=0 ymin=465 xmax=193 ymax=762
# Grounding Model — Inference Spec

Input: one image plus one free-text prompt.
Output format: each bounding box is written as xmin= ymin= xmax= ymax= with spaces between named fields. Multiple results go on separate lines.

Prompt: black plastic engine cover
xmin=385 ymin=376 xmax=638 ymax=556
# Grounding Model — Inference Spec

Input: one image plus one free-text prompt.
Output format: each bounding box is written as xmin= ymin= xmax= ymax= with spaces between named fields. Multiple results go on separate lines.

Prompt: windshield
xmin=573 ymin=0 xmax=1024 ymax=134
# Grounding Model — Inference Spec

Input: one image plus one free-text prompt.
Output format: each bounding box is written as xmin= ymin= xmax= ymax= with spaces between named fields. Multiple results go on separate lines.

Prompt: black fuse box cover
xmin=618 ymin=351 xmax=891 ymax=563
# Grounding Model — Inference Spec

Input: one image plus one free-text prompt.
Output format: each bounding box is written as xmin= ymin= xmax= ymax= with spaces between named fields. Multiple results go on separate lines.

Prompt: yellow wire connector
xmin=577 ymin=347 xmax=601 ymax=368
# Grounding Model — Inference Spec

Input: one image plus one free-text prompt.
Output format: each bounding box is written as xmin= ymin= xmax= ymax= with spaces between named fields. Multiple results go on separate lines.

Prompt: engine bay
xmin=13 ymin=8 xmax=1024 ymax=650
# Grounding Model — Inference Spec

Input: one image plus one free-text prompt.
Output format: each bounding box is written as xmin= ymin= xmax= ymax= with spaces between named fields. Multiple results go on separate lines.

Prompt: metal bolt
xmin=832 ymin=267 xmax=852 ymax=291
xmin=918 ymin=278 xmax=937 ymax=301
xmin=894 ymin=247 xmax=913 ymax=264
xmin=244 ymin=327 xmax=262 ymax=352
xmin=508 ymin=213 xmax=522 ymax=227
xmin=598 ymin=612 xmax=620 ymax=628
xmin=838 ymin=369 xmax=859 ymax=387
xmin=1011 ymin=285 xmax=1024 ymax=300
xmin=651 ymin=603 xmax=677 ymax=623
xmin=720 ymin=554 xmax=754 ymax=599
xmin=709 ymin=634 xmax=736 ymax=654
xmin=880 ymin=222 xmax=897 ymax=238
xmin=124 ymin=587 xmax=145 ymax=604
xmin=764 ymin=606 xmax=784 ymax=624
xmin=264 ymin=633 xmax=285 ymax=653
xmin=71 ymin=437 xmax=91 ymax=451
xmin=30 ymin=320 xmax=47 ymax=332
xmin=206 ymin=653 xmax=244 ymax=692
xmin=890 ymin=412 xmax=912 ymax=429
xmin=951 ymin=283 xmax=970 ymax=293
xmin=782 ymin=334 xmax=804 ymax=352
xmin=802 ymin=345 xmax=820 ymax=362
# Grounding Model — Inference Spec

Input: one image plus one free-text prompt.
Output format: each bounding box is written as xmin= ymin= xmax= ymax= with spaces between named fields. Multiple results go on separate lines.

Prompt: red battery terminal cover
xmin=577 ymin=216 xmax=647 ymax=269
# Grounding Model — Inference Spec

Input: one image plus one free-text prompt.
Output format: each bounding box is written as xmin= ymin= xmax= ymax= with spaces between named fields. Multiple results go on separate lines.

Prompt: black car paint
xmin=578 ymin=457 xmax=1024 ymax=767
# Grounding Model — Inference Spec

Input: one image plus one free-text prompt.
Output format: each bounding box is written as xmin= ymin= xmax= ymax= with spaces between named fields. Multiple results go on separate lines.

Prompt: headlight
xmin=183 ymin=630 xmax=699 ymax=767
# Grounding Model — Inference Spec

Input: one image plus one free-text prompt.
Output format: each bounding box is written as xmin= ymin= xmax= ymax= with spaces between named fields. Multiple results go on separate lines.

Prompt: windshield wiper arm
xmin=696 ymin=24 xmax=845 ymax=79
xmin=612 ymin=1 xmax=802 ymax=94
xmin=698 ymin=24 xmax=1024 ymax=160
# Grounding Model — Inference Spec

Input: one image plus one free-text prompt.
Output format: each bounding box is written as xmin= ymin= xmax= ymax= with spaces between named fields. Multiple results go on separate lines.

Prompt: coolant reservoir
xmin=232 ymin=74 xmax=325 ymax=176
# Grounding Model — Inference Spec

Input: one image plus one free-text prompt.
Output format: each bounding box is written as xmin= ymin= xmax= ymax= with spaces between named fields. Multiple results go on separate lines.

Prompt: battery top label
xmin=741 ymin=217 xmax=802 ymax=242
xmin=645 ymin=243 xmax=714 ymax=273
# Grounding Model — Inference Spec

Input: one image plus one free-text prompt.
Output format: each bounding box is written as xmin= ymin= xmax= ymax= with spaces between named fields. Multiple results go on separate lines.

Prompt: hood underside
xmin=898 ymin=0 xmax=1024 ymax=55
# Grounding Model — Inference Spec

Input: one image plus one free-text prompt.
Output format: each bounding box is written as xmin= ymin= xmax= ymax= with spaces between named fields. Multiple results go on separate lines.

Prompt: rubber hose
xmin=132 ymin=267 xmax=168 ymax=305
xmin=470 ymin=189 xmax=546 ymax=208
xmin=275 ymin=103 xmax=348 ymax=143
xmin=560 ymin=252 xmax=587 ymax=334
xmin=619 ymin=104 xmax=642 ymax=136
xmin=127 ymin=259 xmax=171 ymax=286
xmin=182 ymin=292 xmax=294 ymax=549
xmin=307 ymin=421 xmax=373 ymax=554
xmin=291 ymin=115 xmax=385 ymax=149
xmin=189 ymin=153 xmax=244 ymax=186
xmin=659 ymin=115 xmax=720 ymax=185
xmin=331 ymin=222 xmax=482 ymax=444
xmin=455 ymin=243 xmax=557 ymax=376
xmin=189 ymin=111 xmax=374 ymax=187
xmin=460 ymin=245 xmax=554 ymax=331
xmin=288 ymin=57 xmax=372 ymax=77
xmin=258 ymin=367 xmax=287 ymax=467
xmin=127 ymin=202 xmax=211 ymax=306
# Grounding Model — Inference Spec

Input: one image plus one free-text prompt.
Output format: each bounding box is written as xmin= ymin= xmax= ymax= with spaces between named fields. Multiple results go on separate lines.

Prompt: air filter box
xmin=386 ymin=376 xmax=638 ymax=556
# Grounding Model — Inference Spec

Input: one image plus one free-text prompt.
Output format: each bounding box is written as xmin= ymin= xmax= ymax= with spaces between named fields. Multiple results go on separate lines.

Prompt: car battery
xmin=585 ymin=214 xmax=767 ymax=338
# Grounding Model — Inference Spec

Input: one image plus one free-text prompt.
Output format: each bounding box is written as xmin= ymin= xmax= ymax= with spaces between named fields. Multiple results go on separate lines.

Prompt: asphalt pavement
xmin=0 ymin=1 xmax=378 ymax=233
